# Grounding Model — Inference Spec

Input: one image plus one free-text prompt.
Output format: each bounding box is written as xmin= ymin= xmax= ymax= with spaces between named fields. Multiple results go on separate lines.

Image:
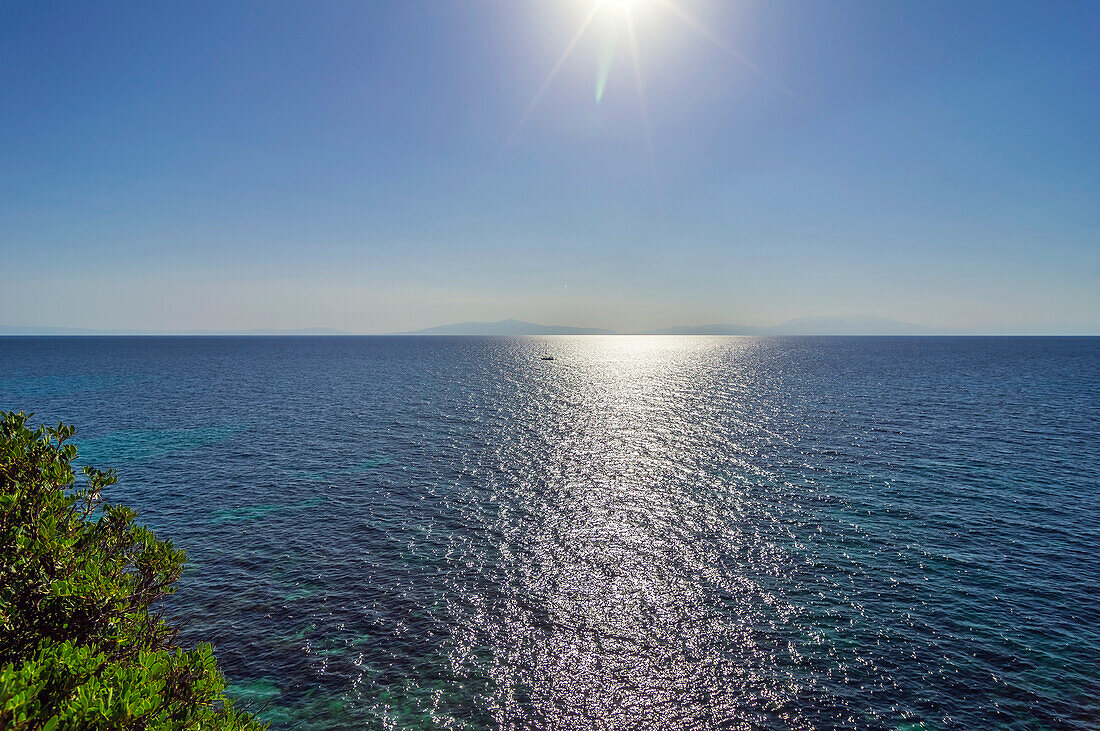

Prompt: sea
xmin=1 ymin=335 xmax=1097 ymax=730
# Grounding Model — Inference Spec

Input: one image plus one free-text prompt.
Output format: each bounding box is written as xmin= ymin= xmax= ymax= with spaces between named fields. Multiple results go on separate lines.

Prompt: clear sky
xmin=1 ymin=0 xmax=1097 ymax=333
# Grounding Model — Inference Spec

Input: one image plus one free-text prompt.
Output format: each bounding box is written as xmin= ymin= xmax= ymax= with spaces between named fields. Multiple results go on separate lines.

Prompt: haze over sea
xmin=2 ymin=335 xmax=1098 ymax=730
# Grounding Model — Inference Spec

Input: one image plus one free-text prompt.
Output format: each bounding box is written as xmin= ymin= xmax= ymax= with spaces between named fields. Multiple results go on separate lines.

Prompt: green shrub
xmin=0 ymin=411 xmax=265 ymax=730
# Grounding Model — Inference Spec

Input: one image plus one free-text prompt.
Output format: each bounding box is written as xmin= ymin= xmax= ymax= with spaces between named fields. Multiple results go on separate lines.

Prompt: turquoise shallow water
xmin=1 ymin=335 xmax=1098 ymax=729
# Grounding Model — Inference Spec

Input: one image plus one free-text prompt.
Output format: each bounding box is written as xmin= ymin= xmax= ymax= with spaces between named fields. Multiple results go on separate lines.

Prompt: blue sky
xmin=1 ymin=0 xmax=1097 ymax=333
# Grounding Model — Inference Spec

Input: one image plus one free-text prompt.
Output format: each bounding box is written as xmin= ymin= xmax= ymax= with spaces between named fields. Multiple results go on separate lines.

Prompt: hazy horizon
xmin=3 ymin=314 xmax=1099 ymax=337
xmin=2 ymin=1 xmax=1097 ymax=333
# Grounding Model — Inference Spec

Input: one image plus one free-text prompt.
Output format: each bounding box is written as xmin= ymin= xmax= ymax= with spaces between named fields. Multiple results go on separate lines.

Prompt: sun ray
xmin=506 ymin=1 xmax=605 ymax=146
xmin=655 ymin=0 xmax=795 ymax=98
xmin=626 ymin=8 xmax=658 ymax=186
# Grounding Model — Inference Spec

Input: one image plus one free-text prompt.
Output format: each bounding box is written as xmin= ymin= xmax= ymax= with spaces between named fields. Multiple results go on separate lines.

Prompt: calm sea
xmin=1 ymin=336 xmax=1098 ymax=729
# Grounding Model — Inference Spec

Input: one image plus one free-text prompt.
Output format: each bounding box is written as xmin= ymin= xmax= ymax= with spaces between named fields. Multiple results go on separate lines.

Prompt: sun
xmin=596 ymin=0 xmax=662 ymax=31
xmin=585 ymin=0 xmax=662 ymax=27
xmin=603 ymin=0 xmax=657 ymax=12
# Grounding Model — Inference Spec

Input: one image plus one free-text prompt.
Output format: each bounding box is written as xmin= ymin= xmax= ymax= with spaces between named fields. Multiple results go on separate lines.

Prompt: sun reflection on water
xmin=443 ymin=337 xmax=817 ymax=728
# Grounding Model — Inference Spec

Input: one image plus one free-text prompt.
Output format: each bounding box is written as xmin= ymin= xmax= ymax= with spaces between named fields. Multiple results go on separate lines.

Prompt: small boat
xmin=540 ymin=356 xmax=555 ymax=361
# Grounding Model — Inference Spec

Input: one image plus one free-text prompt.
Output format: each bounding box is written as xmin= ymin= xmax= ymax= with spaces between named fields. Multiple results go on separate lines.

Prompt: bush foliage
xmin=0 ymin=411 xmax=264 ymax=730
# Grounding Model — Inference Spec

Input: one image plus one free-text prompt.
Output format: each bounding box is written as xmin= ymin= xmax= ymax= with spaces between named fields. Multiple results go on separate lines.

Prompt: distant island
xmin=397 ymin=319 xmax=617 ymax=336
xmin=635 ymin=316 xmax=934 ymax=336
xmin=0 ymin=326 xmax=350 ymax=336
xmin=399 ymin=315 xmax=933 ymax=336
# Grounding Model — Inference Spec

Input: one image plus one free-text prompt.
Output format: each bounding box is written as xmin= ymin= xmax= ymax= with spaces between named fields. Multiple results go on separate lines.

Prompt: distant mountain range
xmin=5 ymin=316 xmax=1091 ymax=336
xmin=637 ymin=315 xmax=933 ymax=336
xmin=398 ymin=319 xmax=616 ymax=336
xmin=0 ymin=326 xmax=349 ymax=336
xmin=401 ymin=316 xmax=934 ymax=336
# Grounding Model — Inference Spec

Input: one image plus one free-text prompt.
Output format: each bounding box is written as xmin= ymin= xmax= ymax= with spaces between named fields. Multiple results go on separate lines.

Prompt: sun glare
xmin=510 ymin=1 xmax=787 ymax=151
xmin=603 ymin=0 xmax=656 ymax=14
xmin=587 ymin=0 xmax=661 ymax=28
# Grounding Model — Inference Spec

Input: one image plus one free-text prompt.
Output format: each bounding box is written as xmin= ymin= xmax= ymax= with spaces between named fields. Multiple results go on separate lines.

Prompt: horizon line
xmin=3 ymin=316 xmax=1099 ymax=338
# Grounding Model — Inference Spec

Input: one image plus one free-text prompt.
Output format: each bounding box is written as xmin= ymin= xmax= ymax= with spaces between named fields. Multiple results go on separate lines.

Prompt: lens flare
xmin=595 ymin=32 xmax=617 ymax=103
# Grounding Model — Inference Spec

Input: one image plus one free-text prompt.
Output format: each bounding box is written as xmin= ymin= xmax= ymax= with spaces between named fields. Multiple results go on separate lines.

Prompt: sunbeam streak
xmin=507 ymin=1 xmax=604 ymax=146
xmin=626 ymin=9 xmax=657 ymax=185
xmin=654 ymin=0 xmax=796 ymax=98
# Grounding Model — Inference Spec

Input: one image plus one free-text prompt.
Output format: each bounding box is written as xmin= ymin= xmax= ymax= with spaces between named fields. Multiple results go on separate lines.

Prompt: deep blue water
xmin=1 ymin=336 xmax=1098 ymax=730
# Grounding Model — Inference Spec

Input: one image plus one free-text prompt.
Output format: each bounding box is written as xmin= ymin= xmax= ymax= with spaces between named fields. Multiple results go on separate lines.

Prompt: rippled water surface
xmin=2 ymin=336 xmax=1098 ymax=729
